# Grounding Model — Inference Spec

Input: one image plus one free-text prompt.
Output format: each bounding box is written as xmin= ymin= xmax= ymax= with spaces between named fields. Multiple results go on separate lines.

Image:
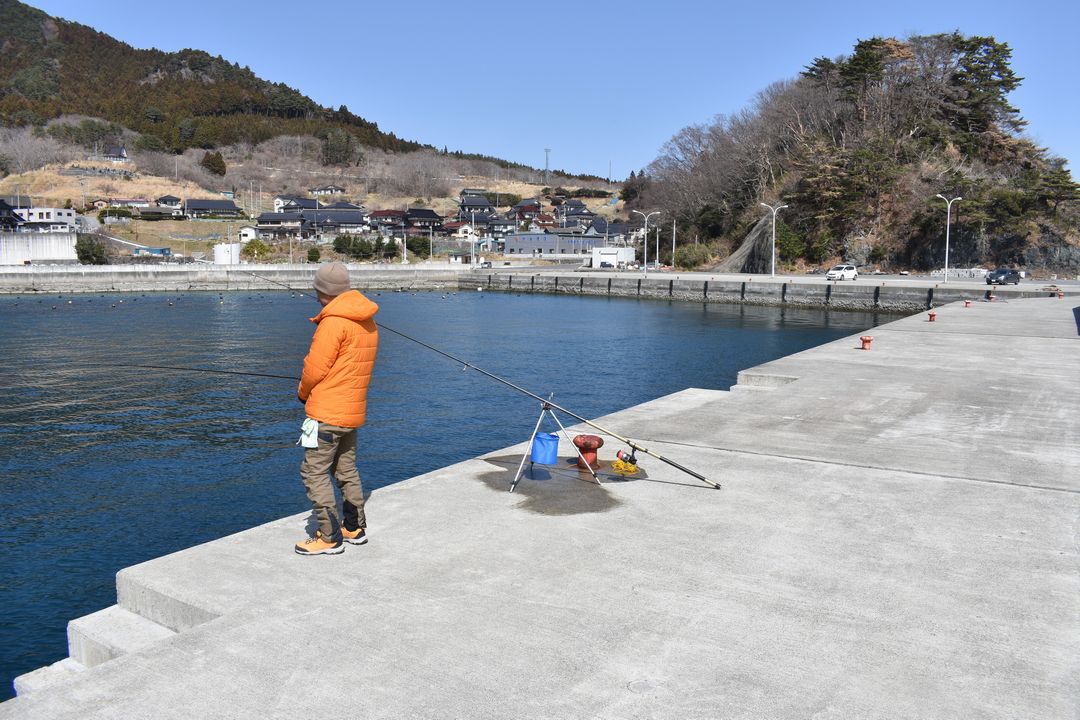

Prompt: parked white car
xmin=826 ymin=264 xmax=859 ymax=281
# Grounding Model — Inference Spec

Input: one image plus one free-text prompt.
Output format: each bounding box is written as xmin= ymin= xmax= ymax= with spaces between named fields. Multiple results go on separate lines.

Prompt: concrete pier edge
xmin=4 ymin=295 xmax=1078 ymax=718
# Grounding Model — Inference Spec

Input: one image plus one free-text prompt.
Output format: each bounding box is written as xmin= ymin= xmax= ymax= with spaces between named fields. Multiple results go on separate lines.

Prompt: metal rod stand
xmin=509 ymin=401 xmax=599 ymax=493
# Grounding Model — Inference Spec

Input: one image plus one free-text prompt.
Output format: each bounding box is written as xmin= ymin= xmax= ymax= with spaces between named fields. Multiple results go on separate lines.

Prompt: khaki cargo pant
xmin=300 ymin=422 xmax=367 ymax=540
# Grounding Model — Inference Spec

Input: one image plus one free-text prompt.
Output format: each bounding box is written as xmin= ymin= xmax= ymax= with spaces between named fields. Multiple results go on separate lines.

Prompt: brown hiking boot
xmin=294 ymin=531 xmax=344 ymax=556
xmin=341 ymin=526 xmax=368 ymax=545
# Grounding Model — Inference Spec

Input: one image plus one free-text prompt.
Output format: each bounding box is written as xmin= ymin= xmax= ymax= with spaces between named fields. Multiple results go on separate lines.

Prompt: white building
xmin=591 ymin=246 xmax=635 ymax=268
xmin=14 ymin=207 xmax=78 ymax=233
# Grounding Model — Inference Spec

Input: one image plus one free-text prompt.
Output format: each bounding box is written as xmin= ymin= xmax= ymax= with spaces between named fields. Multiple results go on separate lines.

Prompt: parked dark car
xmin=986 ymin=267 xmax=1020 ymax=285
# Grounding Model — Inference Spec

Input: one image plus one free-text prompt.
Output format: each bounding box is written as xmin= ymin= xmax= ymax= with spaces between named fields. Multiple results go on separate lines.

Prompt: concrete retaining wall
xmin=0 ymin=232 xmax=78 ymax=265
xmin=0 ymin=264 xmax=467 ymax=294
xmin=462 ymin=272 xmax=1070 ymax=313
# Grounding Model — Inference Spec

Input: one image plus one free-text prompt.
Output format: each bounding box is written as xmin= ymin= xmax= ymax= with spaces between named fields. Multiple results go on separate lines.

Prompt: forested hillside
xmin=632 ymin=34 xmax=1080 ymax=271
xmin=0 ymin=0 xmax=532 ymax=172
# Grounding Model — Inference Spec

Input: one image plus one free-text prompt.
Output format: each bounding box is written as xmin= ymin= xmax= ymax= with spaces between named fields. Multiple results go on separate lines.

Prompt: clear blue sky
xmin=27 ymin=0 xmax=1080 ymax=179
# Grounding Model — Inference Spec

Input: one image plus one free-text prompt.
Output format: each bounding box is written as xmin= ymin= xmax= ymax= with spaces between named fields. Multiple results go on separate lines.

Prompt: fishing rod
xmin=231 ymin=267 xmax=721 ymax=490
xmin=114 ymin=364 xmax=299 ymax=381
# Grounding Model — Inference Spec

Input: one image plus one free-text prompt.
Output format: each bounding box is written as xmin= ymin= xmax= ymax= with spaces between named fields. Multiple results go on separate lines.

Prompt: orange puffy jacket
xmin=298 ymin=290 xmax=379 ymax=428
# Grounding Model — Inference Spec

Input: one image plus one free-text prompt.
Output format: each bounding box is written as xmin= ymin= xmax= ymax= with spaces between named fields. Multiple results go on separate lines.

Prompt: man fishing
xmin=295 ymin=262 xmax=379 ymax=555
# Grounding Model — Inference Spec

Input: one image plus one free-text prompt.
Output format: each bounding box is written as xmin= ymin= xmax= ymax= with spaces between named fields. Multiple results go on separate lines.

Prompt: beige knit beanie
xmin=313 ymin=262 xmax=350 ymax=296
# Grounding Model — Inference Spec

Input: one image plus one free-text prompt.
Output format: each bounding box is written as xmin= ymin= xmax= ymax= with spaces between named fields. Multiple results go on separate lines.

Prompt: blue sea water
xmin=0 ymin=289 xmax=881 ymax=698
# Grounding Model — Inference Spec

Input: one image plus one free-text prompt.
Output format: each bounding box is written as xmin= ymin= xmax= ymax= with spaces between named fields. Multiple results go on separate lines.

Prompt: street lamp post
xmin=671 ymin=219 xmax=676 ymax=268
xmin=935 ymin=194 xmax=962 ymax=283
xmin=760 ymin=202 xmax=788 ymax=278
xmin=631 ymin=210 xmax=661 ymax=277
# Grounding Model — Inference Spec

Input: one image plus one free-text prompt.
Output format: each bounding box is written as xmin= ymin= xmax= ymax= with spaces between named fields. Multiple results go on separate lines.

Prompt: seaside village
xmin=0 ymin=151 xmax=637 ymax=268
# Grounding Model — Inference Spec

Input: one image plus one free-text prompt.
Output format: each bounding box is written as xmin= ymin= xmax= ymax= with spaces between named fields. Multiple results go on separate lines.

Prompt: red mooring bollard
xmin=1058 ymin=291 xmax=1065 ymax=299
xmin=572 ymin=434 xmax=604 ymax=471
xmin=928 ymin=311 xmax=937 ymax=322
xmin=860 ymin=335 xmax=874 ymax=350
xmin=964 ymin=300 xmax=972 ymax=308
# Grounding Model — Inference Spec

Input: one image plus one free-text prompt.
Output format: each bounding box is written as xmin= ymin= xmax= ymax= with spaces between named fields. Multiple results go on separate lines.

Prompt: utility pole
xmin=544 ymin=148 xmax=550 ymax=186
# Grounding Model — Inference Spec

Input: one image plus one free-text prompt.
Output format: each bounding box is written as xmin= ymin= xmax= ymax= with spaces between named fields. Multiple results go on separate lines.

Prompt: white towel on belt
xmin=298 ymin=418 xmax=319 ymax=448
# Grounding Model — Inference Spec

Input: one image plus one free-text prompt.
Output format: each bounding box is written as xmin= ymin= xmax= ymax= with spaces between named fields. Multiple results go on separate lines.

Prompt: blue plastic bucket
xmin=530 ymin=433 xmax=559 ymax=465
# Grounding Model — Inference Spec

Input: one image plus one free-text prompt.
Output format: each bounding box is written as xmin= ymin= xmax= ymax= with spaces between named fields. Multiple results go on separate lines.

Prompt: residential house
xmin=534 ymin=213 xmax=556 ymax=230
xmin=559 ymin=199 xmax=588 ymax=215
xmin=274 ymin=195 xmax=319 ymax=213
xmin=405 ymin=208 xmax=443 ymax=232
xmin=459 ymin=188 xmax=488 ymax=199
xmin=238 ymin=226 xmax=259 ymax=242
xmin=323 ymin=201 xmax=363 ymax=211
xmin=369 ymin=209 xmax=407 ymax=236
xmin=14 ymin=207 xmax=78 ymax=233
xmin=136 ymin=205 xmax=183 ymax=221
xmin=0 ymin=199 xmax=23 ymax=231
xmin=585 ymin=218 xmax=629 ymax=244
xmin=185 ymin=199 xmax=244 ymax=218
xmin=510 ymin=198 xmax=542 ymax=221
xmin=103 ymin=146 xmax=128 ymax=163
xmin=302 ymin=209 xmax=368 ymax=238
xmin=561 ymin=210 xmax=597 ymax=228
xmin=91 ymin=199 xmax=110 ymax=210
xmin=110 ymin=198 xmax=151 ymax=209
xmin=442 ymin=221 xmax=478 ymax=240
xmin=485 ymin=217 xmax=516 ymax=240
xmin=157 ymin=195 xmax=183 ymax=209
xmin=457 ymin=195 xmax=495 ymax=221
xmin=256 ymin=212 xmax=304 ymax=239
xmin=310 ymin=185 xmax=346 ymax=196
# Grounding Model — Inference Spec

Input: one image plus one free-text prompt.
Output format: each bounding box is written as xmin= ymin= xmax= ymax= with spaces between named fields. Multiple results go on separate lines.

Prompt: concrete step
xmin=734 ymin=370 xmax=799 ymax=389
xmin=728 ymin=383 xmax=776 ymax=393
xmin=116 ymin=565 xmax=223 ymax=632
xmin=68 ymin=604 xmax=176 ymax=668
xmin=13 ymin=658 xmax=85 ymax=697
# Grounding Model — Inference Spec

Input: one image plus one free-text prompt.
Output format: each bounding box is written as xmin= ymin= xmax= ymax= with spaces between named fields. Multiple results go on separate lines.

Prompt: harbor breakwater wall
xmin=0 ymin=264 xmax=466 ymax=294
xmin=460 ymin=272 xmax=1072 ymax=312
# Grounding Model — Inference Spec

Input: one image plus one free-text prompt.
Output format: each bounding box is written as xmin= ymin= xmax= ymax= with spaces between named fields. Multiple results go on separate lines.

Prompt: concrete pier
xmin=4 ymin=296 xmax=1079 ymax=718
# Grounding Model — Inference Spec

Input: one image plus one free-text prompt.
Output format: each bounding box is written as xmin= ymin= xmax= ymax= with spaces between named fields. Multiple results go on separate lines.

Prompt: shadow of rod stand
xmin=509 ymin=399 xmax=598 ymax=493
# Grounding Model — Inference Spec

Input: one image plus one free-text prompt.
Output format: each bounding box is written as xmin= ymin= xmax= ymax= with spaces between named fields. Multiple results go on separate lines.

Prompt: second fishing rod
xmin=238 ymin=267 xmax=720 ymax=490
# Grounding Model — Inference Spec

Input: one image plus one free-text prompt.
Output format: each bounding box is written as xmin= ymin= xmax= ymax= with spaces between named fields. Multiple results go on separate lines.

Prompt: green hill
xmin=634 ymin=34 xmax=1080 ymax=272
xmin=0 ymin=0 xmax=529 ymax=172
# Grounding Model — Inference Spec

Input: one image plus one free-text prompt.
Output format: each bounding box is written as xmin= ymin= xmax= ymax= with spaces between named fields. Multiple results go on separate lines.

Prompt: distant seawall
xmin=0 ymin=264 xmax=467 ymax=294
xmin=460 ymin=272 xmax=1072 ymax=313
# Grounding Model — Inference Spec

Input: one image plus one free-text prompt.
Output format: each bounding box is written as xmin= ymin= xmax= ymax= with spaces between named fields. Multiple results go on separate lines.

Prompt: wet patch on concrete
xmin=476 ymin=455 xmax=645 ymax=515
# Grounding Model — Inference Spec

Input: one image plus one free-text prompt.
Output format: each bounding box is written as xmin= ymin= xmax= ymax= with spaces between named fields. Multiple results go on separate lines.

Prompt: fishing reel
xmin=612 ymin=448 xmax=639 ymax=476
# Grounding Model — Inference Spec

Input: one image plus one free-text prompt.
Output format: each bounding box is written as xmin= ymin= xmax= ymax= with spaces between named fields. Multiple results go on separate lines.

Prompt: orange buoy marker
xmin=928 ymin=311 xmax=937 ymax=322
xmin=860 ymin=335 xmax=874 ymax=350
